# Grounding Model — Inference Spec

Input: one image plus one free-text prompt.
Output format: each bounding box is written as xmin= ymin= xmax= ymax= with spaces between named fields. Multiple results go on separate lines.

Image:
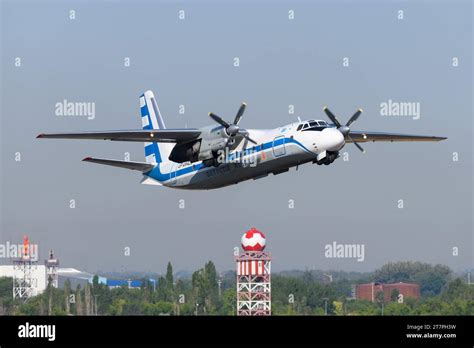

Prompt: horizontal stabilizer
xmin=37 ymin=129 xmax=201 ymax=143
xmin=82 ymin=157 xmax=155 ymax=172
xmin=140 ymin=176 xmax=163 ymax=186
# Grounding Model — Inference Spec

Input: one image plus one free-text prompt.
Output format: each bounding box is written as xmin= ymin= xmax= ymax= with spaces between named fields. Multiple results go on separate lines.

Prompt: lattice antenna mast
xmin=13 ymin=235 xmax=38 ymax=302
xmin=45 ymin=250 xmax=60 ymax=288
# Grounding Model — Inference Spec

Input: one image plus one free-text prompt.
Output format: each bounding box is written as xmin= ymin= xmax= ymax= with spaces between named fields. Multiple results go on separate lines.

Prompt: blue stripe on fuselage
xmin=146 ymin=137 xmax=311 ymax=183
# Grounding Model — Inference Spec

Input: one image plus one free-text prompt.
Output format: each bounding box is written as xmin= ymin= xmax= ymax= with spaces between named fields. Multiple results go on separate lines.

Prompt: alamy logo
xmin=0 ymin=241 xmax=38 ymax=261
xmin=216 ymin=147 xmax=258 ymax=167
xmin=18 ymin=322 xmax=56 ymax=341
xmin=55 ymin=99 xmax=95 ymax=120
xmin=380 ymin=99 xmax=420 ymax=120
xmin=324 ymin=241 xmax=365 ymax=262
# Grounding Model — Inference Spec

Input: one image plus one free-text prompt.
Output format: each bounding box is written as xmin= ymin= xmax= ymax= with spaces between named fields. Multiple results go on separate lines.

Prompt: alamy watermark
xmin=216 ymin=147 xmax=258 ymax=167
xmin=0 ymin=241 xmax=39 ymax=261
xmin=55 ymin=99 xmax=95 ymax=120
xmin=18 ymin=322 xmax=55 ymax=342
xmin=380 ymin=99 xmax=420 ymax=120
xmin=324 ymin=241 xmax=365 ymax=262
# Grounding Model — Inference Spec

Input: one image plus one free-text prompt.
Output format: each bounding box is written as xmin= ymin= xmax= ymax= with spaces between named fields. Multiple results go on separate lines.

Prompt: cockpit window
xmin=302 ymin=120 xmax=329 ymax=132
xmin=297 ymin=121 xmax=328 ymax=131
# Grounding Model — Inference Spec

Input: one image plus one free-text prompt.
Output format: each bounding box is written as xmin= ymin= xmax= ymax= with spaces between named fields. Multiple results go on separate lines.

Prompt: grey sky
xmin=1 ymin=0 xmax=472 ymax=274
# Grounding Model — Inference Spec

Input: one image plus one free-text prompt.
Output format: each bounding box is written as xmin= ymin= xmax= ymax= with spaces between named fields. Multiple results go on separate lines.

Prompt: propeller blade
xmin=234 ymin=103 xmax=247 ymax=125
xmin=347 ymin=135 xmax=365 ymax=153
xmin=239 ymin=130 xmax=257 ymax=144
xmin=323 ymin=107 xmax=342 ymax=127
xmin=208 ymin=112 xmax=230 ymax=128
xmin=224 ymin=137 xmax=233 ymax=148
xmin=346 ymin=109 xmax=363 ymax=127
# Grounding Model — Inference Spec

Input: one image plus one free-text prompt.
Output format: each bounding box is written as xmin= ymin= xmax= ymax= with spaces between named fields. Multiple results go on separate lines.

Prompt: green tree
xmin=375 ymin=291 xmax=385 ymax=314
xmin=76 ymin=285 xmax=83 ymax=315
xmin=390 ymin=288 xmax=400 ymax=302
xmin=0 ymin=277 xmax=13 ymax=314
xmin=84 ymin=283 xmax=92 ymax=315
xmin=373 ymin=261 xmax=451 ymax=296
xmin=156 ymin=276 xmax=167 ymax=301
xmin=64 ymin=279 xmax=72 ymax=315
xmin=441 ymin=278 xmax=474 ymax=301
xmin=204 ymin=261 xmax=219 ymax=307
xmin=384 ymin=302 xmax=412 ymax=315
xmin=191 ymin=261 xmax=219 ymax=314
xmin=109 ymin=298 xmax=126 ymax=315
xmin=165 ymin=262 xmax=175 ymax=302
xmin=345 ymin=300 xmax=379 ymax=315
xmin=333 ymin=301 xmax=343 ymax=315
xmin=220 ymin=288 xmax=236 ymax=315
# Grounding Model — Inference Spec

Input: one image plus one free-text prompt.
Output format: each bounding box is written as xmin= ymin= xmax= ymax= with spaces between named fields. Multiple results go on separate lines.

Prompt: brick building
xmin=355 ymin=282 xmax=420 ymax=302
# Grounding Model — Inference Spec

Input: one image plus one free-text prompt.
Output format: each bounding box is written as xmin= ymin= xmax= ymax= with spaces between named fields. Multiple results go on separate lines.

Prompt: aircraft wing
xmin=82 ymin=157 xmax=154 ymax=172
xmin=37 ymin=129 xmax=201 ymax=143
xmin=346 ymin=131 xmax=447 ymax=143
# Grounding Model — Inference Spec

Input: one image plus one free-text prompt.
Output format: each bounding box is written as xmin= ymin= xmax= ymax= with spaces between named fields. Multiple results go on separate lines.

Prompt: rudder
xmin=139 ymin=91 xmax=173 ymax=163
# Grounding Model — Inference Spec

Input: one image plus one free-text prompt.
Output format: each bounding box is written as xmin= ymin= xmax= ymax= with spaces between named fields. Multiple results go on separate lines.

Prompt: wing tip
xmin=82 ymin=157 xmax=93 ymax=162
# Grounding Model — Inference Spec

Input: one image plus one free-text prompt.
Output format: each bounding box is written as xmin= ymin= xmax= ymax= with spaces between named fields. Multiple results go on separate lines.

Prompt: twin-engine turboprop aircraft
xmin=37 ymin=90 xmax=446 ymax=190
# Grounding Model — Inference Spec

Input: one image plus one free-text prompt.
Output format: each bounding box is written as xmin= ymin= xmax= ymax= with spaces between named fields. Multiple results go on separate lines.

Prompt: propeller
xmin=209 ymin=103 xmax=257 ymax=145
xmin=323 ymin=106 xmax=365 ymax=153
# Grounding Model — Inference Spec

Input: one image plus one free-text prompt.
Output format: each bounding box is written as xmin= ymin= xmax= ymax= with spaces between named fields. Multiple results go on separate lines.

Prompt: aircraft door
xmin=272 ymin=136 xmax=286 ymax=157
xmin=170 ymin=163 xmax=178 ymax=185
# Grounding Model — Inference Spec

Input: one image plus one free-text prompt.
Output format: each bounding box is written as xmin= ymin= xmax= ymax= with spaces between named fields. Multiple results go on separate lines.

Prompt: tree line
xmin=0 ymin=261 xmax=472 ymax=315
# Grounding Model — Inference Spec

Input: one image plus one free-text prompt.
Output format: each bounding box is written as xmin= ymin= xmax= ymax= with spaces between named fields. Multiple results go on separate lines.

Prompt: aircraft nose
xmin=326 ymin=128 xmax=345 ymax=151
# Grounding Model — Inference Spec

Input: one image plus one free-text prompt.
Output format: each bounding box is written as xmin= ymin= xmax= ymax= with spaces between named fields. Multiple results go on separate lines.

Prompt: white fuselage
xmin=143 ymin=120 xmax=345 ymax=190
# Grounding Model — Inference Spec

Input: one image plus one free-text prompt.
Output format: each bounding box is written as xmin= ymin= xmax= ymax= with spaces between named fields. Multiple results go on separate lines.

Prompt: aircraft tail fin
xmin=139 ymin=91 xmax=173 ymax=163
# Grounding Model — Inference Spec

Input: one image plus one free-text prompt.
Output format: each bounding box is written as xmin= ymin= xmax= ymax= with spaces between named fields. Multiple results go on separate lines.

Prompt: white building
xmin=0 ymin=265 xmax=107 ymax=297
xmin=0 ymin=265 xmax=47 ymax=297
xmin=57 ymin=268 xmax=106 ymax=288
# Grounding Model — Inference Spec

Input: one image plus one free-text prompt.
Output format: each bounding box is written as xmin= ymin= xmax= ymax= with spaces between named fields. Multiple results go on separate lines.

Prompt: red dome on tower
xmin=241 ymin=227 xmax=266 ymax=251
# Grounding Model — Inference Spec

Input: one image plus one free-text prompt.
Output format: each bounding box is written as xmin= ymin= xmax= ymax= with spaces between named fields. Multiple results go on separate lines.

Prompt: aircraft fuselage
xmin=145 ymin=120 xmax=344 ymax=189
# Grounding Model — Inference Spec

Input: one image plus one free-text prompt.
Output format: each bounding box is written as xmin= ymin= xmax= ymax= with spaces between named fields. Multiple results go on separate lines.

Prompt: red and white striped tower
xmin=235 ymin=227 xmax=271 ymax=316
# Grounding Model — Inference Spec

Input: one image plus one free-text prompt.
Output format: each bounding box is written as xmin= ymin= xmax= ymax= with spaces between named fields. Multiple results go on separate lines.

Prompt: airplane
xmin=37 ymin=90 xmax=447 ymax=190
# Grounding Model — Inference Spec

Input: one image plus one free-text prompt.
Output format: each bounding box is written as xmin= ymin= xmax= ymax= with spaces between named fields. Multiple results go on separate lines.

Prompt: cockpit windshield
xmin=297 ymin=120 xmax=329 ymax=131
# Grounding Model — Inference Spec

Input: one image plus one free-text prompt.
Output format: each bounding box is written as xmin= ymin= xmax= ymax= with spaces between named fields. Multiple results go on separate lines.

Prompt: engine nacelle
xmin=169 ymin=140 xmax=201 ymax=163
xmin=169 ymin=125 xmax=234 ymax=164
xmin=210 ymin=140 xmax=227 ymax=152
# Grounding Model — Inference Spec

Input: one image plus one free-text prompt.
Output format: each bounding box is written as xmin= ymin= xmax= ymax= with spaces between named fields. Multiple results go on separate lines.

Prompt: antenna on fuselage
xmin=297 ymin=116 xmax=302 ymax=122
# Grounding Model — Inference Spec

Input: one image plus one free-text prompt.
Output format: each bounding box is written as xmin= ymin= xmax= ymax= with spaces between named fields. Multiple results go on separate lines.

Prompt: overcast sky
xmin=1 ymin=0 xmax=472 ymax=274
